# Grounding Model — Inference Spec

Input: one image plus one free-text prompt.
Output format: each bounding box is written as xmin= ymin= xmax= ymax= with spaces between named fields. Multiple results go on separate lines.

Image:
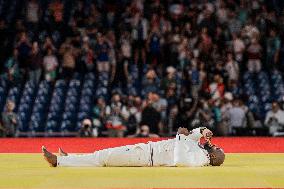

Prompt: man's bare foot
xmin=58 ymin=147 xmax=68 ymax=156
xmin=42 ymin=146 xmax=57 ymax=167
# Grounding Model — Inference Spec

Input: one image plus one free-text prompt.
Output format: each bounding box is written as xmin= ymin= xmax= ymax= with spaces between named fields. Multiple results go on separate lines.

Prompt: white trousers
xmin=57 ymin=143 xmax=152 ymax=167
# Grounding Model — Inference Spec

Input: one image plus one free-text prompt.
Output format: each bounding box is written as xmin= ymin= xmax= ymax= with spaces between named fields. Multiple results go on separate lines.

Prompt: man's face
xmin=272 ymin=103 xmax=279 ymax=113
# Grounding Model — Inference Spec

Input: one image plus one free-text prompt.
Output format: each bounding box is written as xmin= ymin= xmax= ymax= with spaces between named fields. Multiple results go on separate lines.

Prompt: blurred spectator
xmin=228 ymin=99 xmax=246 ymax=135
xmin=188 ymin=60 xmax=201 ymax=99
xmin=92 ymin=97 xmax=106 ymax=130
xmin=147 ymin=26 xmax=161 ymax=65
xmin=191 ymin=98 xmax=214 ymax=130
xmin=3 ymin=49 xmax=21 ymax=84
xmin=0 ymin=121 xmax=4 ymax=137
xmin=161 ymin=66 xmax=176 ymax=94
xmin=208 ymin=74 xmax=225 ymax=100
xmin=28 ymin=41 xmax=42 ymax=84
xmin=247 ymin=37 xmax=262 ymax=73
xmin=60 ymin=41 xmax=77 ymax=80
xmin=232 ymin=33 xmax=245 ymax=63
xmin=111 ymin=31 xmax=131 ymax=90
xmin=42 ymin=37 xmax=56 ymax=53
xmin=0 ymin=19 xmax=9 ymax=70
xmin=25 ymin=0 xmax=40 ymax=29
xmin=81 ymin=42 xmax=95 ymax=72
xmin=142 ymin=69 xmax=159 ymax=97
xmin=264 ymin=102 xmax=284 ymax=135
xmin=16 ymin=32 xmax=31 ymax=71
xmin=132 ymin=12 xmax=148 ymax=64
xmin=225 ymin=52 xmax=239 ymax=82
xmin=1 ymin=101 xmax=18 ymax=137
xmin=78 ymin=119 xmax=94 ymax=137
xmin=140 ymin=93 xmax=161 ymax=135
xmin=220 ymin=92 xmax=233 ymax=136
xmin=95 ymin=33 xmax=111 ymax=73
xmin=121 ymin=95 xmax=140 ymax=135
xmin=43 ymin=48 xmax=58 ymax=82
xmin=49 ymin=0 xmax=64 ymax=26
xmin=266 ymin=28 xmax=281 ymax=69
xmin=128 ymin=125 xmax=159 ymax=138
xmin=105 ymin=93 xmax=126 ymax=137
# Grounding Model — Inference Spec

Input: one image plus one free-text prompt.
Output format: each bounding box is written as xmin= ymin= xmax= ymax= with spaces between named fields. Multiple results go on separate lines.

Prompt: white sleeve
xmin=264 ymin=112 xmax=272 ymax=126
xmin=187 ymin=127 xmax=205 ymax=141
xmin=173 ymin=134 xmax=208 ymax=167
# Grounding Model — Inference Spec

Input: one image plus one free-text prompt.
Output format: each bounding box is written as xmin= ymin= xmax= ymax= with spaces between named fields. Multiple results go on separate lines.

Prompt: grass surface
xmin=0 ymin=153 xmax=283 ymax=188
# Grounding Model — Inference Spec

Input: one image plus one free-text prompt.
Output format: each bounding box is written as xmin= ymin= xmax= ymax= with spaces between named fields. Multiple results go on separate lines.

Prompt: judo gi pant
xmin=57 ymin=143 xmax=153 ymax=167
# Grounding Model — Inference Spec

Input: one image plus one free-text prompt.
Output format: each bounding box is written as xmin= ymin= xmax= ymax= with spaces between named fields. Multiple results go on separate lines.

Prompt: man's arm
xmin=264 ymin=112 xmax=272 ymax=126
xmin=173 ymin=128 xmax=211 ymax=167
xmin=177 ymin=127 xmax=213 ymax=142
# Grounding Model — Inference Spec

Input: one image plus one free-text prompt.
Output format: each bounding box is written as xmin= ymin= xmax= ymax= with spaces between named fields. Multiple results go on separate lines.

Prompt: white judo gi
xmin=57 ymin=128 xmax=210 ymax=167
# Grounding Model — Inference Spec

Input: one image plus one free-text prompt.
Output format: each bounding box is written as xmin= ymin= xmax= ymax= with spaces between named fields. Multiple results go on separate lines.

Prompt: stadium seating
xmin=1 ymin=68 xmax=282 ymax=134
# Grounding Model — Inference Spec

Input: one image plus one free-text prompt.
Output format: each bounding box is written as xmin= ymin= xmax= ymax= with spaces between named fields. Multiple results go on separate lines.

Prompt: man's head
xmin=272 ymin=102 xmax=280 ymax=113
xmin=6 ymin=101 xmax=15 ymax=112
xmin=204 ymin=143 xmax=225 ymax=166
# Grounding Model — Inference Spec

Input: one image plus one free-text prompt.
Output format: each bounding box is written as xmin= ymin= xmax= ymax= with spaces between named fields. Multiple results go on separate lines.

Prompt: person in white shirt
xmin=42 ymin=127 xmax=225 ymax=167
xmin=265 ymin=102 xmax=284 ymax=135
xmin=228 ymin=99 xmax=246 ymax=135
xmin=225 ymin=52 xmax=239 ymax=82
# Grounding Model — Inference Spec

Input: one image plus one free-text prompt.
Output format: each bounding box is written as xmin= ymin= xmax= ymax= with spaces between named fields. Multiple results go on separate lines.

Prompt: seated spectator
xmin=128 ymin=125 xmax=159 ymax=138
xmin=161 ymin=66 xmax=177 ymax=94
xmin=93 ymin=97 xmax=106 ymax=128
xmin=142 ymin=69 xmax=160 ymax=97
xmin=105 ymin=93 xmax=127 ymax=137
xmin=152 ymin=92 xmax=168 ymax=134
xmin=1 ymin=101 xmax=18 ymax=137
xmin=264 ymin=102 xmax=284 ymax=136
xmin=43 ymin=48 xmax=58 ymax=82
xmin=78 ymin=119 xmax=94 ymax=137
xmin=120 ymin=96 xmax=140 ymax=135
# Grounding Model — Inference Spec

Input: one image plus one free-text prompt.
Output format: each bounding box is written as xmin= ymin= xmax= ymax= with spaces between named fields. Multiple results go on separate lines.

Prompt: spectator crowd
xmin=1 ymin=0 xmax=284 ymax=137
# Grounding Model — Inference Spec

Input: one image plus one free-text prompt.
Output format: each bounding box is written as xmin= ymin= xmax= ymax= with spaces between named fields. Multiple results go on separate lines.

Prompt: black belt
xmin=150 ymin=144 xmax=154 ymax=166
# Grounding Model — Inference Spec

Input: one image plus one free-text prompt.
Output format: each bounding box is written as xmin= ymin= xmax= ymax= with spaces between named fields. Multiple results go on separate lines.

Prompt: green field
xmin=0 ymin=153 xmax=283 ymax=188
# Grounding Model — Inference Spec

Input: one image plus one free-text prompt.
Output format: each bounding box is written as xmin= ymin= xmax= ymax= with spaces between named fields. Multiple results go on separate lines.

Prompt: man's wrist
xmin=200 ymin=127 xmax=207 ymax=135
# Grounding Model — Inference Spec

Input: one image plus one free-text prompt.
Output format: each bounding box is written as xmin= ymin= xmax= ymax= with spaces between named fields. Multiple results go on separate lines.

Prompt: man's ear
xmin=209 ymin=154 xmax=216 ymax=159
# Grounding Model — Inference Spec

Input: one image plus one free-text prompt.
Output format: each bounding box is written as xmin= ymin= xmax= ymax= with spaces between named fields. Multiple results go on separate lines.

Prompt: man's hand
xmin=177 ymin=127 xmax=190 ymax=136
xmin=202 ymin=128 xmax=213 ymax=142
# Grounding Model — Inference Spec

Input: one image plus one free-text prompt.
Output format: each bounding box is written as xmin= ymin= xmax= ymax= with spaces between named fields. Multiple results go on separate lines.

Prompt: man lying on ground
xmin=42 ymin=127 xmax=225 ymax=167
